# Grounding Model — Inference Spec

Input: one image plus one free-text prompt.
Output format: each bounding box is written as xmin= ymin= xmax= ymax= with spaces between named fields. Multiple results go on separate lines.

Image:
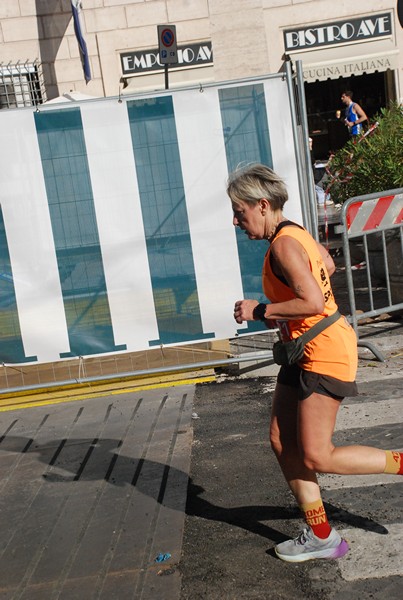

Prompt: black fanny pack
xmin=272 ymin=310 xmax=341 ymax=366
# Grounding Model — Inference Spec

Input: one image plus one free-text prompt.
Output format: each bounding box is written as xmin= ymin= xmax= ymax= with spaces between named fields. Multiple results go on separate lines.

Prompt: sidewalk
xmin=0 ymin=383 xmax=197 ymax=600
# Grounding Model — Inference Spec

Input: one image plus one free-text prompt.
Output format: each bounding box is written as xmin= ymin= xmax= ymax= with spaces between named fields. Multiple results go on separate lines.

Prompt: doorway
xmin=304 ymin=70 xmax=394 ymax=160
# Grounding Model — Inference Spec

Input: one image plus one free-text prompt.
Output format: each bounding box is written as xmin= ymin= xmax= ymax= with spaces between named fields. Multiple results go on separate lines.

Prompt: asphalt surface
xmin=180 ymin=318 xmax=403 ymax=600
xmin=1 ymin=317 xmax=401 ymax=600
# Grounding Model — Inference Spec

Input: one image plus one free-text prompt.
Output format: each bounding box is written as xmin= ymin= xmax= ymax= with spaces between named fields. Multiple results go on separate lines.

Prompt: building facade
xmin=1 ymin=0 xmax=402 ymax=156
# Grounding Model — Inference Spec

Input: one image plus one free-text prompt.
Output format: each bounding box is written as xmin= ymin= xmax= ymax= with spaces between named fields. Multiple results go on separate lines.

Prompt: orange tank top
xmin=263 ymin=223 xmax=357 ymax=381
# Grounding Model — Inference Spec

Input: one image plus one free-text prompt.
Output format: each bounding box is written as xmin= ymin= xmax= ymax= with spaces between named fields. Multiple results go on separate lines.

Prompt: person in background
xmin=341 ymin=91 xmax=367 ymax=137
xmin=228 ymin=163 xmax=403 ymax=563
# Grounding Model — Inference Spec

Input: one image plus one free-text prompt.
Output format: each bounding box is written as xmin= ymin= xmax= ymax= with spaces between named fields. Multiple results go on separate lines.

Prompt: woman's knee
xmin=301 ymin=448 xmax=332 ymax=472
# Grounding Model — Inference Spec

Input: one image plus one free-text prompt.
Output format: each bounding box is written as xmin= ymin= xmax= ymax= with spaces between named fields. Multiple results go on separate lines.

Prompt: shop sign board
xmin=121 ymin=42 xmax=213 ymax=76
xmin=284 ymin=12 xmax=392 ymax=52
xmin=301 ymin=53 xmax=398 ymax=82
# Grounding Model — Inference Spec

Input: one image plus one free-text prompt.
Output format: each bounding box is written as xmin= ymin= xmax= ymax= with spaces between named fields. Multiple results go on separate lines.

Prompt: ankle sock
xmin=384 ymin=451 xmax=403 ymax=475
xmin=300 ymin=499 xmax=332 ymax=539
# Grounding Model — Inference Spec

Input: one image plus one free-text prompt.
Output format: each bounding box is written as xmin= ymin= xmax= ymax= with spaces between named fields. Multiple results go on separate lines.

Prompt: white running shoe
xmin=275 ymin=527 xmax=349 ymax=563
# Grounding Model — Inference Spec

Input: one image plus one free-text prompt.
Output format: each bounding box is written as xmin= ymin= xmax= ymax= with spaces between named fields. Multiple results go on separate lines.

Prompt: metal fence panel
xmin=339 ymin=189 xmax=403 ymax=360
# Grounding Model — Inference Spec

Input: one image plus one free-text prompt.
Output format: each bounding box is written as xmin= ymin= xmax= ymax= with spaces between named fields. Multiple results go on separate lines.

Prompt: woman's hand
xmin=233 ymin=299 xmax=259 ymax=323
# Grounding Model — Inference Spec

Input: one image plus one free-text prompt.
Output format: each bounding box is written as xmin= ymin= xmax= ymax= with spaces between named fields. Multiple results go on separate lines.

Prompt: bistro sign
xmin=284 ymin=12 xmax=392 ymax=51
xmin=121 ymin=42 xmax=213 ymax=76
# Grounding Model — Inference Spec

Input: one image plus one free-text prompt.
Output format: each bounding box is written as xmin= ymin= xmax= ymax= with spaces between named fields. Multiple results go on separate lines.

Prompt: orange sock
xmin=384 ymin=451 xmax=403 ymax=474
xmin=300 ymin=499 xmax=332 ymax=539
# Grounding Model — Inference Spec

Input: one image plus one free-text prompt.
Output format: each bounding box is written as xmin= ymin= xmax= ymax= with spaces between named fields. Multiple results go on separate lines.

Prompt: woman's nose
xmin=233 ymin=215 xmax=238 ymax=226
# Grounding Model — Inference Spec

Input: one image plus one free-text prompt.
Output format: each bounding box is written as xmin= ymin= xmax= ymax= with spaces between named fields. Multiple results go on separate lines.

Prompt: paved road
xmin=0 ymin=319 xmax=401 ymax=599
xmin=180 ymin=319 xmax=403 ymax=599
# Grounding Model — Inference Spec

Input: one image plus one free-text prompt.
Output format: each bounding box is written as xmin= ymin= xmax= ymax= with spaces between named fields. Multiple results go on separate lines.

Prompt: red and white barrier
xmin=346 ymin=193 xmax=403 ymax=236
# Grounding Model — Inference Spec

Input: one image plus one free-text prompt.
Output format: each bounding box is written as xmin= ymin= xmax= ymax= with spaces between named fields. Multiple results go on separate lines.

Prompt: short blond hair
xmin=226 ymin=163 xmax=288 ymax=210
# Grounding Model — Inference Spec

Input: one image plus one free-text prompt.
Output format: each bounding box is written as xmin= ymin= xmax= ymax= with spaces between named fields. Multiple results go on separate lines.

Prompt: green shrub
xmin=325 ymin=102 xmax=403 ymax=204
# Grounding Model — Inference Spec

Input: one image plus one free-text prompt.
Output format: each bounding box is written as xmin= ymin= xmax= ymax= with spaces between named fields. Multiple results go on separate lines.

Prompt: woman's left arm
xmin=317 ymin=242 xmax=335 ymax=276
xmin=262 ymin=236 xmax=325 ymax=320
xmin=234 ymin=237 xmax=331 ymax=323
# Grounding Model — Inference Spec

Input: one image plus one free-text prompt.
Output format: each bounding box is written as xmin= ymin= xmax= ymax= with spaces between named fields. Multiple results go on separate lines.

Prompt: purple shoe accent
xmin=329 ymin=538 xmax=349 ymax=559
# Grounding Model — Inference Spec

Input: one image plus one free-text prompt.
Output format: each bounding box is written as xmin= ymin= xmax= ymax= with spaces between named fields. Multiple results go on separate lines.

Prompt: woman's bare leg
xmin=270 ymin=382 xmax=321 ymax=505
xmin=270 ymin=383 xmax=388 ymax=507
xmin=298 ymin=391 xmax=387 ymax=476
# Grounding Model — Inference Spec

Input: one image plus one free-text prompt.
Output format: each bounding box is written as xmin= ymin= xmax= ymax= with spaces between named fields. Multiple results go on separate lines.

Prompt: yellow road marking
xmin=0 ymin=375 xmax=215 ymax=412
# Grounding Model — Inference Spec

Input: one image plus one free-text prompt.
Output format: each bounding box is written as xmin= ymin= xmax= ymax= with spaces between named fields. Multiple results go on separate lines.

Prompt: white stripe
xmin=338 ymin=524 xmax=403 ymax=580
xmin=80 ymin=101 xmax=159 ymax=351
xmin=320 ymin=396 xmax=403 ymax=581
xmin=173 ymin=88 xmax=247 ymax=338
xmin=0 ymin=110 xmax=69 ymax=363
xmin=319 ymin=398 xmax=402 ymax=489
xmin=319 ymin=471 xmax=401 ymax=490
xmin=336 ymin=399 xmax=402 ymax=431
xmin=263 ymin=79 xmax=303 ymax=225
xmin=348 ymin=194 xmax=403 ymax=235
xmin=347 ymin=200 xmax=373 ymax=235
xmin=380 ymin=193 xmax=403 ymax=228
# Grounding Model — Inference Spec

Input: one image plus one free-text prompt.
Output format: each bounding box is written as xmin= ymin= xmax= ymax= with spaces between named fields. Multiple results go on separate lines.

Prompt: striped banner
xmin=346 ymin=193 xmax=403 ymax=235
xmin=0 ymin=78 xmax=303 ymax=365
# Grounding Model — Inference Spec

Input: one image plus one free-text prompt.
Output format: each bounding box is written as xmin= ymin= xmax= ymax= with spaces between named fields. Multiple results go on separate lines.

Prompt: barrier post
xmin=338 ymin=189 xmax=403 ymax=361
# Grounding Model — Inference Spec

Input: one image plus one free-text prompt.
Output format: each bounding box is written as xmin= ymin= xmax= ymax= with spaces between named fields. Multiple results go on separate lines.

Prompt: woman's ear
xmin=259 ymin=198 xmax=270 ymax=214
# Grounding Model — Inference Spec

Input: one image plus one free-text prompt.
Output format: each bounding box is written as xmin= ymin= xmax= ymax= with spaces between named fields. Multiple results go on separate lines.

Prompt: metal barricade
xmin=337 ymin=189 xmax=403 ymax=361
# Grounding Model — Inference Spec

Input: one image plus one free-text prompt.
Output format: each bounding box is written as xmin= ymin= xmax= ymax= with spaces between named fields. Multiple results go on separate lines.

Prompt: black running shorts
xmin=277 ymin=363 xmax=358 ymax=400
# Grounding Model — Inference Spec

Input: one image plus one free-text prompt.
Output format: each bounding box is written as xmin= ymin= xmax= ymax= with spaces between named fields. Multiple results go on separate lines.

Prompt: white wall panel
xmin=0 ymin=109 xmax=69 ymax=362
xmin=173 ymin=88 xmax=247 ymax=338
xmin=0 ymin=73 xmax=308 ymax=365
xmin=263 ymin=78 xmax=303 ymax=225
xmin=80 ymin=101 xmax=159 ymax=351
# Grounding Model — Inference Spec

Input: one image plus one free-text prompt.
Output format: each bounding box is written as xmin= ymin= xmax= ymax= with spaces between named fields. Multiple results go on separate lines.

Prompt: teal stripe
xmin=219 ymin=84 xmax=272 ymax=333
xmin=127 ymin=96 xmax=212 ymax=345
xmin=34 ymin=109 xmax=126 ymax=357
xmin=0 ymin=206 xmax=37 ymax=363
